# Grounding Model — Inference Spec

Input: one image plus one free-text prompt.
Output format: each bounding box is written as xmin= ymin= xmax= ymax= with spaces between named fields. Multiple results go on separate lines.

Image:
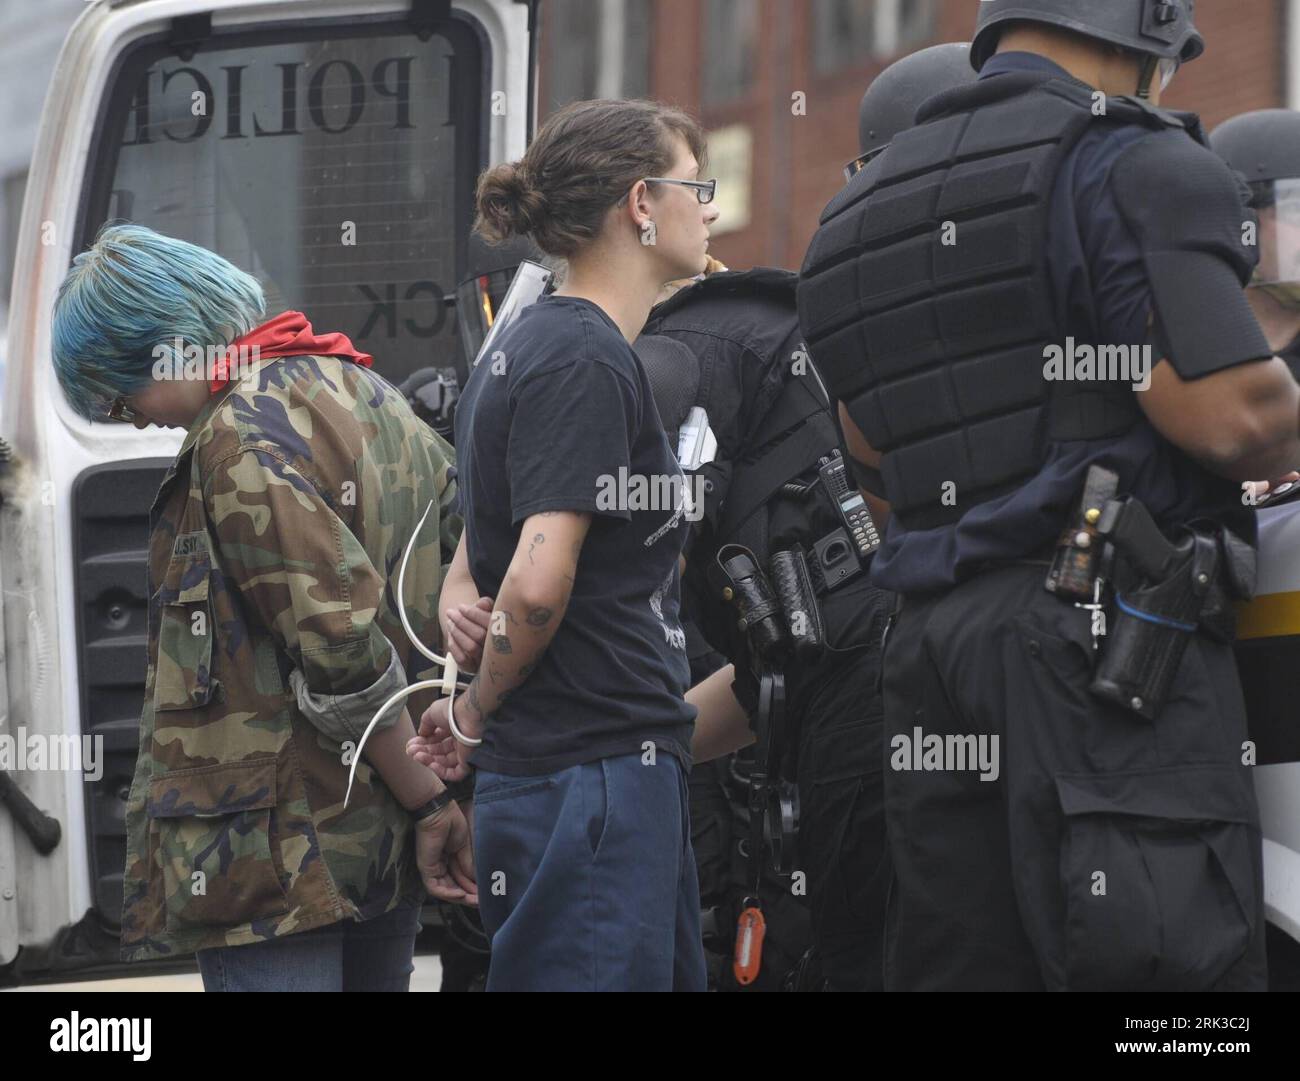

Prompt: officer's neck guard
xmin=918 ymin=66 xmax=1202 ymax=144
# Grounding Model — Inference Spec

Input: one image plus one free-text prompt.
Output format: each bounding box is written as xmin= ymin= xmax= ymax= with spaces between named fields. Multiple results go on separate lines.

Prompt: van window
xmin=78 ymin=19 xmax=483 ymax=385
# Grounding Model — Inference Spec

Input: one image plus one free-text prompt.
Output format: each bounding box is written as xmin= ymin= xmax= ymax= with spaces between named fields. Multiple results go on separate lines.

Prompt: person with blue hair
xmin=52 ymin=223 xmax=474 ymax=991
xmin=52 ymin=223 xmax=267 ymax=425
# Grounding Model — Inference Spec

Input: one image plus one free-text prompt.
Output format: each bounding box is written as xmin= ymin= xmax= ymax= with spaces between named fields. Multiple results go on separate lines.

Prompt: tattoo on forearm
xmin=528 ymin=532 xmax=545 ymax=564
xmin=488 ymin=664 xmax=507 ymax=686
xmin=466 ymin=679 xmax=483 ymax=718
xmin=491 ymin=634 xmax=513 ymax=655
xmin=525 ymin=606 xmax=553 ymax=628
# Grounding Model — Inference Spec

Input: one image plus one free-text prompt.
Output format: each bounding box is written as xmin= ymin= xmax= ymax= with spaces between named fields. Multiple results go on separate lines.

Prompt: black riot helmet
xmin=1210 ymin=110 xmax=1300 ymax=301
xmin=971 ymin=0 xmax=1204 ymax=97
xmin=845 ymin=43 xmax=978 ymax=181
xmin=1210 ymin=110 xmax=1300 ymax=190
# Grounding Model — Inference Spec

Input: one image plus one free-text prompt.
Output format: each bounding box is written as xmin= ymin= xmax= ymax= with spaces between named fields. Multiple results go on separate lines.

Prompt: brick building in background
xmin=538 ymin=0 xmax=1299 ymax=272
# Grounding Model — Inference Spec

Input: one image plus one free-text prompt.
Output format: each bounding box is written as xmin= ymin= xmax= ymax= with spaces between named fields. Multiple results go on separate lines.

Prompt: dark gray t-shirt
xmin=453 ymin=294 xmax=696 ymax=775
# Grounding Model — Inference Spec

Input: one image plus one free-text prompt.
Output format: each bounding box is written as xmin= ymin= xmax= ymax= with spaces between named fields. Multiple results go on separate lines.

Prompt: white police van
xmin=0 ymin=0 xmax=535 ymax=982
xmin=1235 ymin=500 xmax=1300 ymax=985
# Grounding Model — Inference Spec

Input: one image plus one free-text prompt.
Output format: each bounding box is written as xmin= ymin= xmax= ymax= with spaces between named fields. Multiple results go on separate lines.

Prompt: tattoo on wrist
xmin=466 ymin=680 xmax=484 ymax=719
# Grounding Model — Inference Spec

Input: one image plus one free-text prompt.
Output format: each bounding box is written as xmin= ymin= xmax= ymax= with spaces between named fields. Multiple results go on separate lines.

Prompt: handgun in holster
xmin=1088 ymin=497 xmax=1255 ymax=720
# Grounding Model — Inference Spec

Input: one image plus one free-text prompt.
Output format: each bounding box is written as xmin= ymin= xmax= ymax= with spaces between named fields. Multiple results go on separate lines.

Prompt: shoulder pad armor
xmin=1110 ymin=129 xmax=1272 ymax=378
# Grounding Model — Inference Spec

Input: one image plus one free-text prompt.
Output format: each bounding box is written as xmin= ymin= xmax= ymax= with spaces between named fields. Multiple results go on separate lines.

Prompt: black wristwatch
xmin=409 ymin=787 xmax=455 ymax=823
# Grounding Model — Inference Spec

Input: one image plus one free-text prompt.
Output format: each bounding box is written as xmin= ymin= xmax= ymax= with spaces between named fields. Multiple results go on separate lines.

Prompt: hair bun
xmin=475 ymin=162 xmax=546 ymax=242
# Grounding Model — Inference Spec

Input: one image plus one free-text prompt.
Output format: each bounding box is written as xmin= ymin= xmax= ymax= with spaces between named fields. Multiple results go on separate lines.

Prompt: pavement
xmin=2 ymin=953 xmax=444 ymax=991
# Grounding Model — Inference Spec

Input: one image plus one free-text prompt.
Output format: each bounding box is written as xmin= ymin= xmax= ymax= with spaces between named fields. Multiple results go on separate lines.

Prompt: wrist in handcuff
xmin=409 ymin=786 xmax=455 ymax=823
xmin=453 ymin=687 xmax=487 ymax=739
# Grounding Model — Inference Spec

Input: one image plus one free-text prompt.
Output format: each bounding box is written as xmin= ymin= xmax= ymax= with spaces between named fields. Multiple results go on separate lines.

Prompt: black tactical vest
xmin=638 ymin=270 xmax=873 ymax=680
xmin=799 ymin=71 xmax=1174 ymax=531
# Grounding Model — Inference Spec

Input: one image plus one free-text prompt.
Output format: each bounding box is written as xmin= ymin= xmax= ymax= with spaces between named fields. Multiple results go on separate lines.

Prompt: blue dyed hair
xmin=51 ymin=223 xmax=266 ymax=420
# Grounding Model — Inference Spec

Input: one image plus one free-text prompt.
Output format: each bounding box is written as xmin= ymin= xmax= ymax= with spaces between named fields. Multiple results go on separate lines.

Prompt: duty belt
xmin=1044 ymin=464 xmax=1256 ymax=720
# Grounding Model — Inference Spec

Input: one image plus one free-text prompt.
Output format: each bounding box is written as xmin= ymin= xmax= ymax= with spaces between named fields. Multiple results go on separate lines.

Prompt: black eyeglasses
xmin=644 ymin=177 xmax=718 ymax=204
xmin=104 ymin=395 xmax=138 ymax=423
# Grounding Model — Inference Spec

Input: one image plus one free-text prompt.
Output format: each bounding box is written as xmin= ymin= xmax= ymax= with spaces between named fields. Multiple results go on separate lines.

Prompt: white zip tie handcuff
xmin=344 ymin=500 xmax=480 ymax=807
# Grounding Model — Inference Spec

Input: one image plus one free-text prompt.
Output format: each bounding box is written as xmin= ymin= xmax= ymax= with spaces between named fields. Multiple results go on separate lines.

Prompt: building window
xmin=1 ymin=170 xmax=28 ymax=310
xmin=895 ymin=0 xmax=937 ymax=51
xmin=543 ymin=0 xmax=653 ymax=115
xmin=812 ymin=0 xmax=937 ymax=74
xmin=702 ymin=0 xmax=758 ymax=105
xmin=706 ymin=123 xmax=752 ymax=237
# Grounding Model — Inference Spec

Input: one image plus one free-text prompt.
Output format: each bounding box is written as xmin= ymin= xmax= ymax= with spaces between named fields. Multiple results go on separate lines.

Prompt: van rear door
xmin=0 ymin=0 xmax=533 ymax=978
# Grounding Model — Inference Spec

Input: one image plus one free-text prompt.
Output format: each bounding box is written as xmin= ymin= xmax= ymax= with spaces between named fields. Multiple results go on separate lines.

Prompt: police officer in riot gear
xmin=846 ymin=42 xmax=979 ymax=181
xmin=1212 ymin=110 xmax=1300 ymax=376
xmin=639 ymin=45 xmax=977 ymax=992
xmin=639 ymin=265 xmax=891 ymax=992
xmin=825 ymin=42 xmax=978 ymax=514
xmin=800 ymin=0 xmax=1300 ymax=990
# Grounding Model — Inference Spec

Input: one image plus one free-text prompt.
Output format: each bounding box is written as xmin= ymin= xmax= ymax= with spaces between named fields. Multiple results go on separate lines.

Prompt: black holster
xmin=713 ymin=544 xmax=789 ymax=664
xmin=769 ymin=548 xmax=824 ymax=660
xmin=710 ymin=546 xmax=802 ymax=879
xmin=1088 ymin=499 xmax=1255 ymax=720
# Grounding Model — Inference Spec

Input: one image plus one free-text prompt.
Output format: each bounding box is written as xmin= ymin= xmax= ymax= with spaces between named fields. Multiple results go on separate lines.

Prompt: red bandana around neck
xmin=210 ymin=310 xmax=374 ymax=392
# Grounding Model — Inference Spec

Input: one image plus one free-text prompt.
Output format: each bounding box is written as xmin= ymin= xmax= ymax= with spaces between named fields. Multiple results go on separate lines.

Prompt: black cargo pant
xmin=794 ymin=645 xmax=889 ymax=991
xmin=881 ymin=563 xmax=1267 ymax=991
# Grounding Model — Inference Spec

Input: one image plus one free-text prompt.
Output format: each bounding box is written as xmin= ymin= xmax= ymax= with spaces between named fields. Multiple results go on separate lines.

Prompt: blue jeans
xmin=474 ymin=750 xmax=707 ymax=991
xmin=196 ymin=902 xmax=421 ymax=991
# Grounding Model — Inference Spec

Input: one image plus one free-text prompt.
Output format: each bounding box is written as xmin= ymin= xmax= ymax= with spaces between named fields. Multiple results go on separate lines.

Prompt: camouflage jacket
xmin=121 ymin=355 xmax=460 ymax=961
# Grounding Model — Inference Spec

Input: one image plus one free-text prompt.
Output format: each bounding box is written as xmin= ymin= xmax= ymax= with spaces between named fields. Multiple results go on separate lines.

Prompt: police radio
xmin=818 ymin=451 xmax=881 ymax=559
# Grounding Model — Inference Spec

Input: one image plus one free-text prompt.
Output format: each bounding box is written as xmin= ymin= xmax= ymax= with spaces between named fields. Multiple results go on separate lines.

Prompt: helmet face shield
xmin=1158 ymin=54 xmax=1180 ymax=91
xmin=1253 ymin=180 xmax=1300 ymax=287
xmin=462 ymin=260 xmax=555 ymax=377
xmin=455 ymin=263 xmax=555 ymax=386
xmin=843 ymin=145 xmax=887 ymax=183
